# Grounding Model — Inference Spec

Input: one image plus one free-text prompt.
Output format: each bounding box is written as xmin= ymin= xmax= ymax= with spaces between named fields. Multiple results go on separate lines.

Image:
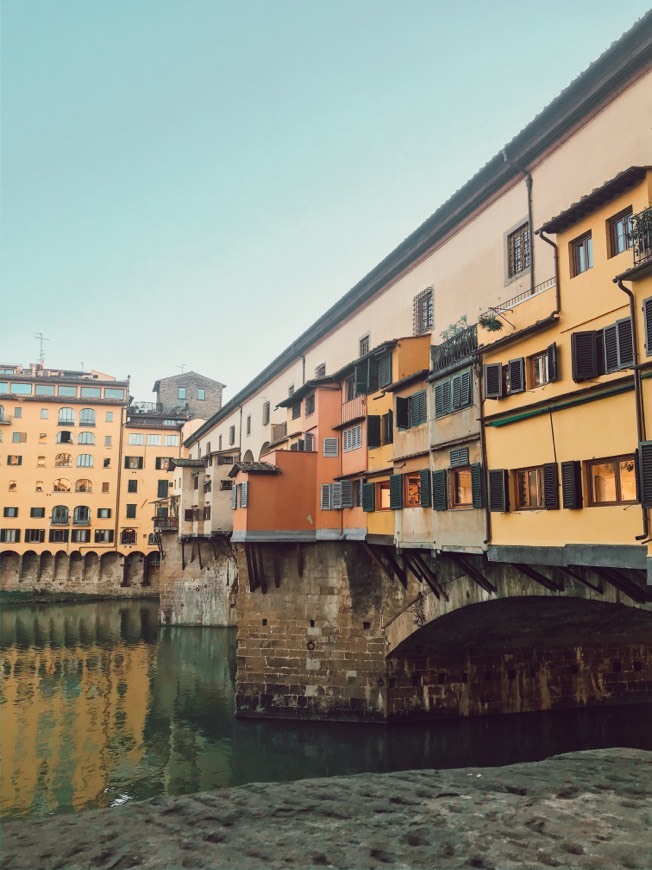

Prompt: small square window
xmin=40 ymin=409 xmax=49 ymax=419
xmin=102 ymin=482 xmax=110 ymax=493
xmin=14 ymin=407 xmax=22 ymax=418
xmin=126 ymin=504 xmax=137 ymax=519
xmin=4 ymin=507 xmax=18 ymax=517
xmin=571 ymin=232 xmax=593 ymax=276
xmin=315 ymin=364 xmax=326 ymax=378
xmin=106 ymin=411 xmax=113 ymax=422
xmin=197 ymin=388 xmax=205 ymax=400
xmin=12 ymin=432 xmax=26 ymax=443
xmin=128 ymin=480 xmax=138 ymax=493
xmin=30 ymin=507 xmax=45 ymax=518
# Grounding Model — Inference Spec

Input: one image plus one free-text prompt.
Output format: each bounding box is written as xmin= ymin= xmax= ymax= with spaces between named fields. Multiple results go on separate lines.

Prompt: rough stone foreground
xmin=3 ymin=749 xmax=652 ymax=870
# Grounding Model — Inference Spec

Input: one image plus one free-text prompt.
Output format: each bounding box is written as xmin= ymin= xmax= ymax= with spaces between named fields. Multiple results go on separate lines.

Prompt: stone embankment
xmin=3 ymin=749 xmax=651 ymax=870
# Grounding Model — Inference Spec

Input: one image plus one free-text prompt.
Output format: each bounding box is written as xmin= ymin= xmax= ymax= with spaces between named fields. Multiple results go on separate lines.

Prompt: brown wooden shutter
xmin=488 ymin=469 xmax=509 ymax=512
xmin=546 ymin=343 xmax=558 ymax=382
xmin=603 ymin=324 xmax=619 ymax=372
xmin=542 ymin=462 xmax=559 ymax=510
xmin=508 ymin=358 xmax=525 ymax=394
xmin=571 ymin=331 xmax=599 ymax=381
xmin=616 ymin=317 xmax=634 ymax=368
xmin=484 ymin=363 xmax=504 ymax=399
xmin=561 ymin=460 xmax=582 ymax=509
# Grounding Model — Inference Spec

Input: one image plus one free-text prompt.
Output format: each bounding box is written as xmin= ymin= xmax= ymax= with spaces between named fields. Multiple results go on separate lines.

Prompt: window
xmin=587 ymin=455 xmax=636 ymax=506
xmin=404 ymin=472 xmax=422 ymax=507
xmin=571 ymin=321 xmax=633 ymax=381
xmin=39 ymin=433 xmax=46 ymax=444
xmin=8 ymin=481 xmax=16 ymax=491
xmin=103 ymin=458 xmax=111 ymax=468
xmin=434 ymin=370 xmax=473 ymax=417
xmin=10 ymin=383 xmax=31 ymax=395
xmin=121 ymin=529 xmax=136 ymax=545
xmin=323 ymin=437 xmax=339 ymax=457
xmin=197 ymin=388 xmax=205 ymax=400
xmin=79 ymin=408 xmax=96 ymax=426
xmin=178 ymin=387 xmax=186 ymax=400
xmin=95 ymin=529 xmax=114 ymax=543
xmin=105 ymin=388 xmax=125 ymax=400
xmin=80 ymin=386 xmax=101 ymax=398
xmin=413 ymin=288 xmax=433 ymax=334
xmin=57 ymin=430 xmax=73 ymax=444
xmin=220 ymin=480 xmax=233 ymax=491
xmin=126 ymin=504 xmax=137 ymax=519
xmin=203 ymin=506 xmax=211 ymax=520
xmin=291 ymin=402 xmax=301 ymax=420
xmin=229 ymin=426 xmax=235 ymax=446
xmin=359 ymin=334 xmax=370 ymax=357
xmin=73 ymin=506 xmax=90 ymax=525
xmin=377 ymin=354 xmax=392 ymax=388
xmin=98 ymin=508 xmax=111 ymax=518
xmin=157 ymin=480 xmax=169 ymax=498
xmin=450 ymin=468 xmax=473 ymax=508
xmin=344 ymin=376 xmax=355 ymax=401
xmin=305 ymin=394 xmax=315 ymax=416
xmin=514 ymin=466 xmax=545 ymax=509
xmin=13 ymin=406 xmax=22 ymax=417
xmin=262 ymin=401 xmax=270 ymax=425
xmin=40 ymin=408 xmax=49 ymax=419
xmin=218 ymin=435 xmax=223 ymax=451
xmin=128 ymin=433 xmax=145 ymax=445
xmin=35 ymin=384 xmax=55 ymax=396
xmin=164 ymin=434 xmax=179 ymax=446
xmin=128 ymin=480 xmax=138 ymax=493
xmin=77 ymin=454 xmax=93 ymax=467
xmin=146 ymin=434 xmax=162 ymax=446
xmin=71 ymin=529 xmax=91 ymax=543
xmin=528 ymin=350 xmax=551 ymax=388
xmin=608 ymin=208 xmax=633 ymax=257
xmin=35 ymin=481 xmax=43 ymax=492
xmin=193 ymin=474 xmax=199 ymax=491
xmin=507 ymin=223 xmax=531 ymax=277
xmin=106 ymin=411 xmax=113 ymax=422
xmin=102 ymin=482 xmax=110 ymax=493
xmin=25 ymin=529 xmax=45 ymax=543
xmin=75 ymin=479 xmax=92 ymax=492
xmin=105 ymin=436 xmax=112 ymax=446
xmin=30 ymin=507 xmax=45 ymax=518
xmin=305 ymin=432 xmax=315 ymax=452
xmin=246 ymin=415 xmax=251 ymax=435
xmin=49 ymin=529 xmax=69 ymax=543
xmin=58 ymin=407 xmax=75 ymax=425
xmin=396 ymin=390 xmax=427 ymax=429
xmin=58 ymin=386 xmax=77 ymax=397
xmin=8 ymin=455 xmax=23 ymax=466
xmin=78 ymin=431 xmax=95 ymax=445
xmin=52 ymin=505 xmax=69 ymax=524
xmin=125 ymin=456 xmax=144 ymax=469
xmin=315 ymin=364 xmax=326 ymax=378
xmin=0 ymin=529 xmax=20 ymax=543
xmin=343 ymin=424 xmax=362 ymax=452
xmin=376 ymin=481 xmax=391 ymax=511
xmin=320 ymin=482 xmax=354 ymax=510
xmin=12 ymin=432 xmax=26 ymax=442
xmin=571 ymin=232 xmax=593 ymax=276
xmin=54 ymin=478 xmax=71 ymax=492
xmin=156 ymin=457 xmax=172 ymax=470
xmin=3 ymin=507 xmax=18 ymax=517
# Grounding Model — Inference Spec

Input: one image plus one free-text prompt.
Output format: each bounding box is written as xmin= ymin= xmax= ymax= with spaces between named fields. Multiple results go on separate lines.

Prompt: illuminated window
xmin=404 ymin=472 xmax=421 ymax=508
xmin=450 ymin=468 xmax=473 ymax=508
xmin=587 ymin=456 xmax=636 ymax=506
xmin=514 ymin=466 xmax=545 ymax=509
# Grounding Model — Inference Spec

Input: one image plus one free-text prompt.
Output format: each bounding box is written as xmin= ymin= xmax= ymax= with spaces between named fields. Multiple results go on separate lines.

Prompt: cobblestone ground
xmin=3 ymin=749 xmax=651 ymax=870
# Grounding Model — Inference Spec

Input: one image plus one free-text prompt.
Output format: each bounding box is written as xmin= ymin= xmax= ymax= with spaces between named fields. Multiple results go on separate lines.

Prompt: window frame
xmin=607 ymin=207 xmax=633 ymax=258
xmin=570 ymin=232 xmax=593 ymax=276
xmin=586 ymin=454 xmax=637 ymax=507
xmin=506 ymin=222 xmax=531 ymax=279
xmin=403 ymin=471 xmax=421 ymax=508
xmin=449 ymin=467 xmax=474 ymax=509
xmin=513 ymin=466 xmax=545 ymax=510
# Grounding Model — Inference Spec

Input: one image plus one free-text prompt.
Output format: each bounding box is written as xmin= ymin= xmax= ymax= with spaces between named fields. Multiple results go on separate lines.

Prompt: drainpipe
xmin=536 ymin=230 xmax=561 ymax=314
xmin=238 ymin=405 xmax=243 ymax=460
xmin=502 ymin=150 xmax=535 ymax=296
xmin=301 ymin=355 xmax=306 ymax=386
xmin=477 ymin=359 xmax=492 ymax=546
xmin=615 ymin=278 xmax=649 ymax=541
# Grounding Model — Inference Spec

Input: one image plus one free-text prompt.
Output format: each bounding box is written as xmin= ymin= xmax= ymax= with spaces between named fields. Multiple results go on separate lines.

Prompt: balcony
xmin=633 ymin=206 xmax=652 ymax=268
xmin=341 ymin=395 xmax=366 ymax=425
xmin=431 ymin=324 xmax=478 ymax=373
xmin=153 ymin=516 xmax=179 ymax=530
xmin=271 ymin=421 xmax=287 ymax=442
xmin=0 ymin=414 xmax=11 ymax=425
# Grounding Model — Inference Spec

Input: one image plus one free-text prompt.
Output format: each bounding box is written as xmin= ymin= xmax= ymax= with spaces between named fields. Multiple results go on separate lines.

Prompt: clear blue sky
xmin=2 ymin=0 xmax=650 ymax=400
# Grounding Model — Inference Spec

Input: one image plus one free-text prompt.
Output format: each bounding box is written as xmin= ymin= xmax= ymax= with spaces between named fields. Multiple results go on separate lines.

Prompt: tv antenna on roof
xmin=176 ymin=363 xmax=187 ymax=374
xmin=34 ymin=332 xmax=49 ymax=366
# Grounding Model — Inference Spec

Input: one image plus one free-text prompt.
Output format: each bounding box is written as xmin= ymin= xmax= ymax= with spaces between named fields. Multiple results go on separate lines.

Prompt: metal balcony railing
xmin=341 ymin=395 xmax=366 ymax=424
xmin=431 ymin=324 xmax=478 ymax=373
xmin=633 ymin=206 xmax=652 ymax=268
xmin=152 ymin=516 xmax=179 ymax=530
xmin=490 ymin=276 xmax=555 ymax=312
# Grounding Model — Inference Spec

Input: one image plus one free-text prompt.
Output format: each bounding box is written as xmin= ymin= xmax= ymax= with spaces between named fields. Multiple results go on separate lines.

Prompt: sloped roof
xmin=169 ymin=458 xmax=205 ymax=469
xmin=228 ymin=461 xmax=280 ymax=478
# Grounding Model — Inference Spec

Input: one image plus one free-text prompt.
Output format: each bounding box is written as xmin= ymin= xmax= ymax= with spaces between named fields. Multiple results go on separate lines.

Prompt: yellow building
xmin=481 ymin=166 xmax=652 ymax=584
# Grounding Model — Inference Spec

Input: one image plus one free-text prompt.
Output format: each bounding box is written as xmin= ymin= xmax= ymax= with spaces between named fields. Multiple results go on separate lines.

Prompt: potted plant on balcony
xmin=478 ymin=311 xmax=504 ymax=332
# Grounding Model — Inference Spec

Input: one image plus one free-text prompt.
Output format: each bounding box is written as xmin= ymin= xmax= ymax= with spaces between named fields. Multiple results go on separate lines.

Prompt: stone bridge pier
xmin=234 ymin=543 xmax=652 ymax=722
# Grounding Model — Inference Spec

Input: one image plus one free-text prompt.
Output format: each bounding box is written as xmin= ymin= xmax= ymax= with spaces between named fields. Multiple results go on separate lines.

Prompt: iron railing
xmin=633 ymin=206 xmax=652 ymax=268
xmin=152 ymin=516 xmax=179 ymax=530
xmin=490 ymin=276 xmax=555 ymax=312
xmin=431 ymin=324 xmax=478 ymax=373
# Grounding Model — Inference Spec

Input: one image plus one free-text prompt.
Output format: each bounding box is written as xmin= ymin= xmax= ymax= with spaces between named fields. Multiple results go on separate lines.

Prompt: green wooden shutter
xmin=434 ymin=383 xmax=444 ymax=417
xmin=546 ymin=343 xmax=558 ymax=382
xmin=415 ymin=390 xmax=427 ymax=424
xmin=362 ymin=482 xmax=375 ymax=512
xmin=378 ymin=354 xmax=392 ymax=387
xmin=157 ymin=479 xmax=168 ymax=498
xmin=451 ymin=375 xmax=462 ymax=410
xmin=616 ymin=317 xmax=634 ymax=368
xmin=603 ymin=323 xmax=619 ymax=372
xmin=367 ymin=416 xmax=381 ymax=449
xmin=419 ymin=469 xmax=431 ymax=507
xmin=508 ymin=358 xmax=525 ymax=394
xmin=470 ymin=463 xmax=484 ymax=508
xmin=367 ymin=359 xmax=379 ymax=393
xmin=432 ymin=469 xmax=448 ymax=511
xmin=488 ymin=469 xmax=508 ymax=512
xmin=543 ymin=462 xmax=559 ymax=510
xmin=389 ymin=474 xmax=403 ymax=510
xmin=383 ymin=411 xmax=393 ymax=444
xmin=643 ymin=298 xmax=652 ymax=356
xmin=638 ymin=442 xmax=652 ymax=508
xmin=396 ymin=397 xmax=409 ymax=429
xmin=450 ymin=447 xmax=469 ymax=468
xmin=484 ymin=363 xmax=504 ymax=399
xmin=354 ymin=363 xmax=368 ymax=395
xmin=571 ymin=331 xmax=599 ymax=381
xmin=442 ymin=380 xmax=452 ymax=414
xmin=561 ymin=461 xmax=582 ymax=509
xmin=460 ymin=370 xmax=472 ymax=406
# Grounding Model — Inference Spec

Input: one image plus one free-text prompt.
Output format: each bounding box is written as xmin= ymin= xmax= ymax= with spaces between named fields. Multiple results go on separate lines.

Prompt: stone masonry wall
xmin=387 ymin=643 xmax=652 ymax=720
xmin=158 ymin=532 xmax=237 ymax=626
xmin=235 ymin=542 xmax=410 ymax=722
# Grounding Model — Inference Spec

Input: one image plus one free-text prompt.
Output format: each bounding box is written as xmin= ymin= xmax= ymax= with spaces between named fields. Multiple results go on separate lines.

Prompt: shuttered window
xmin=383 ymin=411 xmax=393 ymax=445
xmin=434 ymin=369 xmax=473 ymax=417
xmin=450 ymin=447 xmax=469 ymax=468
xmin=320 ymin=484 xmax=331 ymax=510
xmin=542 ymin=463 xmax=560 ymax=510
xmin=573 ymin=319 xmax=633 ymax=380
xmin=484 ymin=363 xmax=504 ymax=399
xmin=367 ymin=416 xmax=381 ymax=449
xmin=377 ymin=354 xmax=392 ymax=388
xmin=343 ymin=424 xmax=362 ymax=452
xmin=389 ymin=474 xmax=403 ymax=510
xmin=488 ymin=469 xmax=509 ymax=512
xmin=397 ymin=391 xmax=427 ymax=428
xmin=644 ymin=298 xmax=652 ymax=356
xmin=323 ymin=438 xmax=339 ymax=457
xmin=508 ymin=358 xmax=525 ymax=394
xmin=638 ymin=442 xmax=652 ymax=508
xmin=432 ymin=469 xmax=447 ymax=511
xmin=354 ymin=358 xmax=379 ymax=396
xmin=571 ymin=331 xmax=601 ymax=381
xmin=561 ymin=460 xmax=583 ymax=509
xmin=231 ymin=487 xmax=237 ymax=510
xmin=362 ymin=482 xmax=375 ymax=512
xmin=240 ymin=482 xmax=248 ymax=508
xmin=322 ymin=482 xmax=355 ymax=510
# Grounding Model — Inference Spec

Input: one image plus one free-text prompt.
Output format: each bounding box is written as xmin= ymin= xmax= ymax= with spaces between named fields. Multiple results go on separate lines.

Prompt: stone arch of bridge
xmin=384 ymin=555 xmax=652 ymax=657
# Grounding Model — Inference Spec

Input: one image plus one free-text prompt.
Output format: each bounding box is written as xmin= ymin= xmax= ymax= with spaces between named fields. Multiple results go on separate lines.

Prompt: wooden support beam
xmin=411 ymin=552 xmax=448 ymax=602
xmin=383 ymin=548 xmax=408 ymax=589
xmin=181 ymin=539 xmax=186 ymax=571
xmin=296 ymin=543 xmax=304 ymax=578
xmin=254 ymin=544 xmax=267 ymax=595
xmin=197 ymin=539 xmax=203 ymax=570
xmin=272 ymin=548 xmax=281 ymax=588
xmin=591 ymin=566 xmax=650 ymax=604
xmin=558 ymin=565 xmax=603 ymax=595
xmin=403 ymin=552 xmax=440 ymax=600
xmin=245 ymin=544 xmax=258 ymax=592
xmin=448 ymin=552 xmax=496 ymax=595
xmin=513 ymin=562 xmax=564 ymax=592
xmin=361 ymin=542 xmax=396 ymax=585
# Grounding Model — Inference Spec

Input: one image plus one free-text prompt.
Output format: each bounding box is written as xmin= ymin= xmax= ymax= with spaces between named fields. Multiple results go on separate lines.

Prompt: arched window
xmin=53 ymin=478 xmax=71 ymax=492
xmin=55 ymin=453 xmax=72 ymax=466
xmin=77 ymin=454 xmax=93 ymax=467
xmin=77 ymin=431 xmax=95 ymax=445
xmin=75 ymin=478 xmax=92 ymax=493
xmin=57 ymin=431 xmax=74 ymax=444
xmin=73 ymin=505 xmax=90 ymax=525
xmin=58 ymin=407 xmax=75 ymax=425
xmin=52 ymin=505 xmax=69 ymax=524
xmin=79 ymin=408 xmax=96 ymax=426
xmin=120 ymin=528 xmax=136 ymax=545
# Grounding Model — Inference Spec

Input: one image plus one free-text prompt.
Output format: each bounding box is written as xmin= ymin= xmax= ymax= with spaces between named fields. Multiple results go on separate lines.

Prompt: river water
xmin=2 ymin=599 xmax=651 ymax=819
